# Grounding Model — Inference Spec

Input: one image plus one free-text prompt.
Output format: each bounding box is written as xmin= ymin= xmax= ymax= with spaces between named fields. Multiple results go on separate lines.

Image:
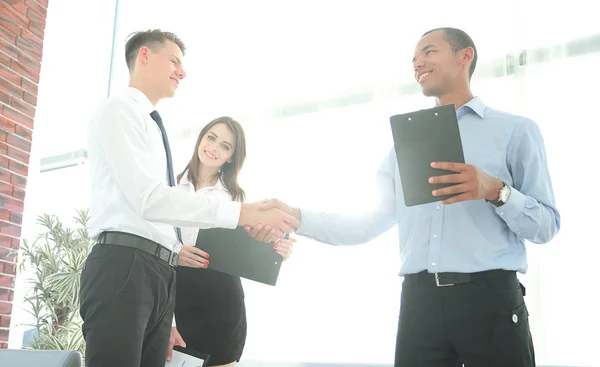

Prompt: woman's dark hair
xmin=176 ymin=116 xmax=246 ymax=202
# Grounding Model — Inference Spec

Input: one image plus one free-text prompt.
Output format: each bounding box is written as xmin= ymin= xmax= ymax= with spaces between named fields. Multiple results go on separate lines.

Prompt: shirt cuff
xmin=296 ymin=209 xmax=317 ymax=238
xmin=494 ymin=185 xmax=526 ymax=221
xmin=172 ymin=315 xmax=177 ymax=327
xmin=215 ymin=201 xmax=242 ymax=229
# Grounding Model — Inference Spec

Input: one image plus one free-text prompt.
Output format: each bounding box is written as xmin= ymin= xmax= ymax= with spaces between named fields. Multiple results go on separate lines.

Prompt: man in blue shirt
xmin=250 ymin=27 xmax=560 ymax=366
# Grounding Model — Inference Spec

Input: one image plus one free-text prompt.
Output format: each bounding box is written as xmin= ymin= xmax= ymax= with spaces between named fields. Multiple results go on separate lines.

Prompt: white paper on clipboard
xmin=164 ymin=346 xmax=209 ymax=367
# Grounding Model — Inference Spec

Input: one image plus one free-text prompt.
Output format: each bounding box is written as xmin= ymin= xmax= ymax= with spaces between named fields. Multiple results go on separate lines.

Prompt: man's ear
xmin=461 ymin=47 xmax=474 ymax=66
xmin=138 ymin=46 xmax=150 ymax=65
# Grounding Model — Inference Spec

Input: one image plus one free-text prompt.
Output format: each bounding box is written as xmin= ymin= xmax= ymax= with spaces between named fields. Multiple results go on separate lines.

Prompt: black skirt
xmin=175 ymin=266 xmax=247 ymax=366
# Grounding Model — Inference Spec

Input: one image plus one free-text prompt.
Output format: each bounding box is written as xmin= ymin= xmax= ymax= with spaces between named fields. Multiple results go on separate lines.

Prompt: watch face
xmin=499 ymin=186 xmax=510 ymax=202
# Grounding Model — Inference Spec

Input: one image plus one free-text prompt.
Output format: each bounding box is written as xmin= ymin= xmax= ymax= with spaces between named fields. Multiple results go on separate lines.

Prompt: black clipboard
xmin=389 ymin=104 xmax=465 ymax=207
xmin=166 ymin=346 xmax=209 ymax=366
xmin=194 ymin=227 xmax=284 ymax=286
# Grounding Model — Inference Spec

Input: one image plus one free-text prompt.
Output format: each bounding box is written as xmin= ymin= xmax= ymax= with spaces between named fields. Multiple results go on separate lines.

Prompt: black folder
xmin=389 ymin=104 xmax=465 ymax=207
xmin=194 ymin=227 xmax=284 ymax=286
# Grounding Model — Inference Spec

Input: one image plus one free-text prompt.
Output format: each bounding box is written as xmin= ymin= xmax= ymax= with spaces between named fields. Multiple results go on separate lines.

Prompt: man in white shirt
xmin=80 ymin=29 xmax=299 ymax=367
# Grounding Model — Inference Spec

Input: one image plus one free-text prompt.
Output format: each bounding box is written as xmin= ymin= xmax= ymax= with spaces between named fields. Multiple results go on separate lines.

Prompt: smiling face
xmin=412 ymin=30 xmax=473 ymax=97
xmin=144 ymin=40 xmax=186 ymax=99
xmin=197 ymin=123 xmax=235 ymax=170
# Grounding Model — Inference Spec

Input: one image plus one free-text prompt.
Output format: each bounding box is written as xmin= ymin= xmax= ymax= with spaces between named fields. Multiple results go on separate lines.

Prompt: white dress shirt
xmin=177 ymin=171 xmax=234 ymax=246
xmin=87 ymin=87 xmax=242 ymax=252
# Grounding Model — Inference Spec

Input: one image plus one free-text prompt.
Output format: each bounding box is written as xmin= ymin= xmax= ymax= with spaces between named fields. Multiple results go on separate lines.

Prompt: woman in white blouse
xmin=173 ymin=116 xmax=295 ymax=367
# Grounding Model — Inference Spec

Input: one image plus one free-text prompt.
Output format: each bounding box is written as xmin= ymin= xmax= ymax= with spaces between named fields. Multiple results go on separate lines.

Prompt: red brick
xmin=0 ymin=301 xmax=12 ymax=315
xmin=0 ymin=142 xmax=5 ymax=156
xmin=5 ymin=0 xmax=27 ymax=15
xmin=37 ymin=0 xmax=48 ymax=7
xmin=0 ymin=52 xmax=10 ymax=67
xmin=9 ymin=212 xmax=21 ymax=225
xmin=20 ymin=77 xmax=36 ymax=94
xmin=2 ymin=262 xmax=15 ymax=276
xmin=0 ymin=131 xmax=5 ymax=142
xmin=22 ymin=90 xmax=36 ymax=105
xmin=0 ymin=168 xmax=9 ymax=185
xmin=0 ymin=168 xmax=9 ymax=184
xmin=0 ymin=115 xmax=16 ymax=132
xmin=0 ymin=63 xmax=22 ymax=86
xmin=0 ymin=24 xmax=18 ymax=45
xmin=12 ymin=185 xmax=24 ymax=200
xmin=25 ymin=0 xmax=46 ymax=16
xmin=6 ymin=132 xmax=31 ymax=151
xmin=0 ymin=156 xmax=7 ymax=169
xmin=0 ymin=315 xmax=10 ymax=328
xmin=0 ymin=275 xmax=13 ymax=289
xmin=0 ymin=2 xmax=28 ymax=28
xmin=10 ymin=57 xmax=38 ymax=83
xmin=10 ymin=173 xmax=26 ymax=187
xmin=0 ymin=77 xmax=24 ymax=98
xmin=13 ymin=124 xmax=32 ymax=141
xmin=0 ymin=221 xmax=21 ymax=238
xmin=0 ymin=4 xmax=26 ymax=35
xmin=0 ymin=236 xmax=10 ymax=248
xmin=0 ymin=246 xmax=16 ymax=262
xmin=16 ymin=48 xmax=40 ymax=73
xmin=3 ymin=104 xmax=33 ymax=129
xmin=0 ymin=208 xmax=9 ymax=221
xmin=26 ymin=15 xmax=44 ymax=39
xmin=8 ymin=159 xmax=27 ymax=176
xmin=7 ymin=145 xmax=29 ymax=165
xmin=0 ymin=328 xmax=9 ymax=341
xmin=0 ymin=89 xmax=11 ymax=105
xmin=0 ymin=195 xmax=24 ymax=212
xmin=10 ymin=96 xmax=36 ymax=119
xmin=0 ymin=342 xmax=7 ymax=349
xmin=0 ymin=182 xmax=12 ymax=197
xmin=17 ymin=29 xmax=42 ymax=58
xmin=0 ymin=38 xmax=19 ymax=60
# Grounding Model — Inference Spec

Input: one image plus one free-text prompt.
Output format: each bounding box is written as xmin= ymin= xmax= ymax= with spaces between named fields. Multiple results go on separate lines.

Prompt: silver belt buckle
xmin=435 ymin=273 xmax=454 ymax=287
xmin=169 ymin=252 xmax=179 ymax=267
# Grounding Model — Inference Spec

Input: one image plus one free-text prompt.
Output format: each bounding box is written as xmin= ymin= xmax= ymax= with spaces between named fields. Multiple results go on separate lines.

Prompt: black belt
xmin=96 ymin=231 xmax=179 ymax=267
xmin=405 ymin=269 xmax=514 ymax=287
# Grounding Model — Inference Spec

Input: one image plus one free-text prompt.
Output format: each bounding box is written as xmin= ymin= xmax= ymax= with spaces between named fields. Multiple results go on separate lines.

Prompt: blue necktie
xmin=150 ymin=110 xmax=183 ymax=245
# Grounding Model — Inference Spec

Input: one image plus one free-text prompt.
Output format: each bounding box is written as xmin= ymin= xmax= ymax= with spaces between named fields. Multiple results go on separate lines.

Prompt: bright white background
xmin=9 ymin=0 xmax=600 ymax=366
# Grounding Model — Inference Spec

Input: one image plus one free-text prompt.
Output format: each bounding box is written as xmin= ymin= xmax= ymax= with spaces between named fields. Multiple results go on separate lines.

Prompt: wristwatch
xmin=487 ymin=182 xmax=511 ymax=207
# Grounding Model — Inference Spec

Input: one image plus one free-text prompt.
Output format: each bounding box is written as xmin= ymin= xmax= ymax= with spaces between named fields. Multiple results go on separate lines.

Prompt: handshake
xmin=239 ymin=198 xmax=301 ymax=242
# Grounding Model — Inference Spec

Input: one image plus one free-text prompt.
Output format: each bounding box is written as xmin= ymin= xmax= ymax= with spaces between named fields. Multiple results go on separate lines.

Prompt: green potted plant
xmin=18 ymin=209 xmax=92 ymax=356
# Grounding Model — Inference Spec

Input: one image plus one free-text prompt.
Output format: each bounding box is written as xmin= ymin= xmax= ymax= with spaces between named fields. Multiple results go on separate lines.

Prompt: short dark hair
xmin=423 ymin=27 xmax=477 ymax=80
xmin=125 ymin=29 xmax=186 ymax=72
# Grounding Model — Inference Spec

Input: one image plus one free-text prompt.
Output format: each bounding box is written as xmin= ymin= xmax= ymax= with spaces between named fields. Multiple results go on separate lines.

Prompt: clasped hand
xmin=245 ymin=198 xmax=298 ymax=242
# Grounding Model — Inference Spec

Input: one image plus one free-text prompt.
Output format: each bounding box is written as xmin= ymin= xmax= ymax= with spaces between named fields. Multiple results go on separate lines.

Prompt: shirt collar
xmin=179 ymin=169 xmax=228 ymax=191
xmin=126 ymin=87 xmax=155 ymax=115
xmin=458 ymin=96 xmax=486 ymax=118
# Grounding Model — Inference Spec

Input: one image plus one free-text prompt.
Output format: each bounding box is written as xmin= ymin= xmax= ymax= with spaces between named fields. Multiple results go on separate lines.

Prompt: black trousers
xmin=395 ymin=270 xmax=535 ymax=367
xmin=79 ymin=244 xmax=176 ymax=367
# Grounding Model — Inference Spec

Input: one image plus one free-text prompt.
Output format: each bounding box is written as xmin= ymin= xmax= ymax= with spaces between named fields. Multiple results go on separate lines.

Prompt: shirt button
xmin=436 ymin=206 xmax=440 ymax=210
xmin=433 ymin=234 xmax=438 ymax=239
xmin=432 ymin=262 xmax=436 ymax=266
xmin=512 ymin=314 xmax=519 ymax=324
xmin=500 ymin=212 xmax=505 ymax=216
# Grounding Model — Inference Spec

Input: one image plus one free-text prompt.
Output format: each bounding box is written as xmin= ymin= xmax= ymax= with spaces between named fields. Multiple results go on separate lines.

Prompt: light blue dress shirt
xmin=296 ymin=97 xmax=560 ymax=275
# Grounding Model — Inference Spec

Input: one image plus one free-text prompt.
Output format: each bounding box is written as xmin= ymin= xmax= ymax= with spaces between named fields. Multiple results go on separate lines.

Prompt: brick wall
xmin=0 ymin=0 xmax=49 ymax=348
